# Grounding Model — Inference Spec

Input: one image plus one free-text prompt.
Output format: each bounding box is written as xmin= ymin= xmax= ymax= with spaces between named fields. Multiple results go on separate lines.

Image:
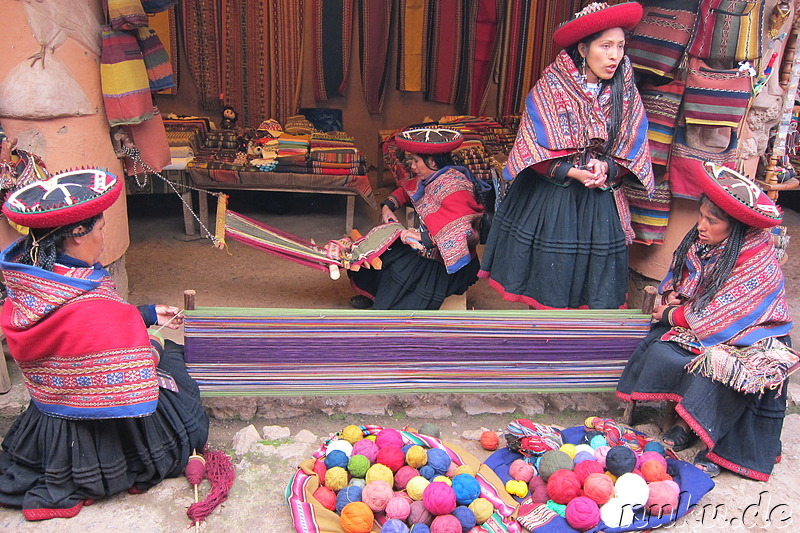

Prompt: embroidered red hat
xmin=553 ymin=2 xmax=643 ymax=49
xmin=699 ymin=162 xmax=782 ymax=228
xmin=3 ymin=168 xmax=122 ymax=228
xmin=394 ymin=127 xmax=463 ymax=154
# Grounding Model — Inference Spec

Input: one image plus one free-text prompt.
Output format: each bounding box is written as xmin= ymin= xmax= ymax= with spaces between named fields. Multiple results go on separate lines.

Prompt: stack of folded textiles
xmin=307 ymin=132 xmax=367 ymax=175
xmin=272 ymin=133 xmax=311 ymax=173
xmin=162 ymin=116 xmax=212 ymax=162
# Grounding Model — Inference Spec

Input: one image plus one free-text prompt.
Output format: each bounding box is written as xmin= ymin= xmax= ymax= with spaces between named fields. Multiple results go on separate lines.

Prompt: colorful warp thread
xmin=312 ymin=0 xmax=354 ymax=101
xmin=183 ymin=308 xmax=651 ymax=395
xmin=181 ymin=0 xmax=221 ymax=111
xmin=426 ymin=0 xmax=463 ymax=104
xmin=397 ymin=0 xmax=429 ymax=92
xmin=358 ymin=0 xmax=393 ymax=114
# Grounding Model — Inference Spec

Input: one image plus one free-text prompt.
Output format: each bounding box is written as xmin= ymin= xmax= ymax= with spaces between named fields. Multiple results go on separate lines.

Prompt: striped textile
xmin=183 ymin=308 xmax=652 ymax=395
xmin=182 ymin=0 xmax=222 ymax=111
xmin=312 ymin=0 xmax=354 ymax=101
xmin=458 ymin=0 xmax=502 ymax=115
xmin=426 ymin=0 xmax=463 ymax=104
xmin=148 ymin=7 xmax=179 ymax=95
xmin=358 ymin=0 xmax=393 ymax=114
xmin=136 ymin=27 xmax=175 ymax=92
xmin=640 ymin=80 xmax=685 ymax=165
xmin=397 ymin=0 xmax=429 ymax=91
xmin=625 ymin=180 xmax=671 ymax=245
xmin=100 ymin=26 xmax=154 ymax=126
xmin=267 ymin=0 xmax=305 ymax=124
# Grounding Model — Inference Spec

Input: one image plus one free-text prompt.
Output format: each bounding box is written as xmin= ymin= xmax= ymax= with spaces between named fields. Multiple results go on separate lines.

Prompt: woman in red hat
xmin=349 ymin=126 xmax=489 ymax=309
xmin=0 ymin=169 xmax=209 ymax=520
xmin=617 ymin=163 xmax=793 ymax=480
xmin=479 ymin=2 xmax=654 ymax=310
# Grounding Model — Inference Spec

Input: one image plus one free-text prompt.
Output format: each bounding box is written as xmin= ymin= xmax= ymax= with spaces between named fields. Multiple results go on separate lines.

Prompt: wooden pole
xmin=184 ymin=290 xmax=196 ymax=311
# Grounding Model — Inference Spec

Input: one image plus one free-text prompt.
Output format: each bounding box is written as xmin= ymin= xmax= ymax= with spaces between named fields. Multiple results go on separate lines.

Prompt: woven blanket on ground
xmin=183 ymin=308 xmax=651 ymax=396
xmin=286 ymin=425 xmax=521 ymax=532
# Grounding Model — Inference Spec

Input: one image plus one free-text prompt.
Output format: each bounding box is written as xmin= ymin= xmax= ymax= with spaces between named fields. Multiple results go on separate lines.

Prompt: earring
xmin=581 ymin=57 xmax=587 ymax=82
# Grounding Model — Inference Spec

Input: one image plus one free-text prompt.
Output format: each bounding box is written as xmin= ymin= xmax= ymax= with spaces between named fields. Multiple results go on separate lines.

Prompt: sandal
xmin=661 ymin=424 xmax=698 ymax=452
xmin=693 ymin=448 xmax=721 ymax=478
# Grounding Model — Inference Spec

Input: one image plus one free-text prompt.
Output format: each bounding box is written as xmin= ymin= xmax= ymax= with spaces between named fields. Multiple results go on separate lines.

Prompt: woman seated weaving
xmin=0 ymin=169 xmax=209 ymax=520
xmin=349 ymin=126 xmax=489 ymax=310
xmin=617 ymin=163 xmax=794 ymax=481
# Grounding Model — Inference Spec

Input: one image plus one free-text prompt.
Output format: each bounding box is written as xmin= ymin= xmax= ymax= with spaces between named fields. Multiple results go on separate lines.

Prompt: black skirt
xmin=0 ymin=340 xmax=209 ymax=513
xmin=349 ymin=242 xmax=479 ymax=310
xmin=479 ymin=168 xmax=628 ymax=309
xmin=617 ymin=324 xmax=788 ymax=480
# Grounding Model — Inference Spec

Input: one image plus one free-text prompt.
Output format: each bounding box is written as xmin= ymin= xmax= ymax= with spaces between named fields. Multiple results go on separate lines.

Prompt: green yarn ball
xmin=348 ymin=454 xmax=371 ymax=478
xmin=538 ymin=450 xmax=574 ymax=481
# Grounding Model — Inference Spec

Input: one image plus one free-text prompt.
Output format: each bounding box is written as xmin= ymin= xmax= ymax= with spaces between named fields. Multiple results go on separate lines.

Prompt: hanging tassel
xmin=186 ymin=449 xmax=235 ymax=527
xmin=214 ymin=193 xmax=229 ymax=251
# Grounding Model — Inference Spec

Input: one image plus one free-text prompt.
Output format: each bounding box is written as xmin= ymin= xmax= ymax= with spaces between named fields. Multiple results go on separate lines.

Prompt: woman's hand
xmin=652 ymin=303 xmax=669 ymax=322
xmin=381 ymin=205 xmax=398 ymax=224
xmin=155 ymin=305 xmax=184 ymax=330
xmin=400 ymin=228 xmax=424 ymax=250
xmin=571 ymin=166 xmax=606 ymax=189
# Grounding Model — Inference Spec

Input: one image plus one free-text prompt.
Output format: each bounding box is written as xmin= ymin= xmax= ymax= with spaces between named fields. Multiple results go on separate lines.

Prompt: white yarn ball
xmin=614 ymin=472 xmax=649 ymax=507
xmin=327 ymin=439 xmax=354 ymax=457
xmin=574 ymin=444 xmax=595 ymax=456
xmin=600 ymin=497 xmax=635 ymax=528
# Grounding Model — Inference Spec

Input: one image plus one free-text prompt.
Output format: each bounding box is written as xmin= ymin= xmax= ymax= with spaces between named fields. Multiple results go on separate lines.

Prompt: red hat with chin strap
xmin=698 ymin=162 xmax=782 ymax=229
xmin=394 ymin=127 xmax=463 ymax=155
xmin=553 ymin=2 xmax=643 ymax=50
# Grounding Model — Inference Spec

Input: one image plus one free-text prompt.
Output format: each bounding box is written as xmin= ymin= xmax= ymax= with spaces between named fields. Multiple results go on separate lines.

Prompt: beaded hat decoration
xmin=394 ymin=127 xmax=463 ymax=154
xmin=552 ymin=2 xmax=643 ymax=49
xmin=699 ymin=162 xmax=782 ymax=229
xmin=3 ymin=168 xmax=121 ymax=228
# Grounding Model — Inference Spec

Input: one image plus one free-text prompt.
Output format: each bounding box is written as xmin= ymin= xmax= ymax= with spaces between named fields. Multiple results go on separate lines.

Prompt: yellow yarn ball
xmin=365 ymin=463 xmax=394 ymax=486
xmin=325 ymin=466 xmax=349 ymax=491
xmin=433 ymin=475 xmax=452 ymax=486
xmin=454 ymin=464 xmax=477 ymax=477
xmin=505 ymin=479 xmax=529 ymax=498
xmin=469 ymin=497 xmax=494 ymax=524
xmin=405 ymin=445 xmax=428 ymax=469
xmin=605 ymin=471 xmax=618 ymax=483
xmin=341 ymin=425 xmax=364 ymax=444
xmin=585 ymin=416 xmax=598 ymax=429
xmin=366 ymin=435 xmax=377 ymax=442
xmin=406 ymin=476 xmax=430 ymax=500
xmin=559 ymin=443 xmax=577 ymax=459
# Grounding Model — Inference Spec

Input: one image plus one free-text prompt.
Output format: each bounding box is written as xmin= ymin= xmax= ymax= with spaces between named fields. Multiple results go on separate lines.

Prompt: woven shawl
xmin=358 ymin=0 xmax=393 ymax=114
xmin=181 ymin=0 xmax=221 ymax=111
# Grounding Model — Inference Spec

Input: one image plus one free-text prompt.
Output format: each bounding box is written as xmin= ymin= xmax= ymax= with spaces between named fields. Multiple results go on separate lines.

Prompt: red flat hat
xmin=699 ymin=162 xmax=782 ymax=228
xmin=3 ymin=168 xmax=122 ymax=228
xmin=394 ymin=127 xmax=463 ymax=154
xmin=553 ymin=2 xmax=643 ymax=49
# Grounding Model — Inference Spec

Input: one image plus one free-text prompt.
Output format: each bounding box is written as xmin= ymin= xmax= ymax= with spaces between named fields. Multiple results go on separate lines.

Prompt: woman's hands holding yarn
xmin=381 ymin=205 xmax=398 ymax=224
xmin=400 ymin=228 xmax=424 ymax=250
xmin=155 ymin=305 xmax=184 ymax=330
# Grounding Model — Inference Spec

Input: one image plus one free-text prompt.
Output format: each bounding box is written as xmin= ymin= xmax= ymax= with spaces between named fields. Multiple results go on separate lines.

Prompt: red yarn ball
xmin=430 ymin=513 xmax=462 ymax=533
xmin=528 ymin=476 xmax=549 ymax=504
xmin=395 ymin=465 xmax=420 ymax=490
xmin=185 ymin=456 xmax=206 ymax=485
xmin=375 ymin=428 xmax=404 ymax=449
xmin=422 ymin=481 xmax=457 ymax=516
xmin=565 ymin=496 xmax=601 ymax=532
xmin=376 ymin=446 xmax=406 ymax=473
xmin=480 ymin=431 xmax=500 ymax=451
xmin=573 ymin=459 xmax=604 ymax=485
xmin=546 ymin=470 xmax=582 ymax=505
xmin=313 ymin=459 xmax=327 ymax=484
xmin=313 ymin=486 xmax=337 ymax=511
xmin=582 ymin=473 xmax=614 ymax=505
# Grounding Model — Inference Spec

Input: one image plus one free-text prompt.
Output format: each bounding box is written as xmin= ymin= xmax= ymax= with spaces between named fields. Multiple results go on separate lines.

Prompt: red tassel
xmin=186 ymin=449 xmax=235 ymax=523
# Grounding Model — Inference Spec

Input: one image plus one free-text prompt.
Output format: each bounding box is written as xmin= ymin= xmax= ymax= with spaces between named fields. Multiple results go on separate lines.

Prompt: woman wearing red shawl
xmin=0 ymin=169 xmax=209 ymax=520
xmin=617 ymin=163 xmax=795 ymax=480
xmin=479 ymin=2 xmax=654 ymax=309
xmin=349 ymin=126 xmax=489 ymax=309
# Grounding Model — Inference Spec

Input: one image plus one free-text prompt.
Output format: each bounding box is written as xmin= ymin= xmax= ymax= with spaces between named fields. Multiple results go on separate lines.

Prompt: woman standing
xmin=479 ymin=2 xmax=654 ymax=309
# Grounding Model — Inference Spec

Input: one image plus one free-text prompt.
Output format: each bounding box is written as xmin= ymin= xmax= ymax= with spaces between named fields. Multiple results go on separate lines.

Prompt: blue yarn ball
xmin=452 ymin=474 xmax=481 ymax=506
xmin=452 ymin=506 xmax=477 ymax=532
xmin=589 ymin=435 xmax=608 ymax=449
xmin=382 ymin=518 xmax=410 ymax=533
xmin=644 ymin=441 xmax=667 ymax=456
xmin=335 ymin=485 xmax=362 ymax=513
xmin=410 ymin=525 xmax=431 ymax=533
xmin=605 ymin=446 xmax=637 ymax=477
xmin=573 ymin=451 xmax=595 ymax=465
xmin=419 ymin=465 xmax=437 ymax=480
xmin=324 ymin=449 xmax=350 ymax=470
xmin=426 ymin=448 xmax=452 ymax=475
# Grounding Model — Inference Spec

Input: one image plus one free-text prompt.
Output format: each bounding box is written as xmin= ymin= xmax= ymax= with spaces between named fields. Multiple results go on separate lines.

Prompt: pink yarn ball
xmin=408 ymin=500 xmax=434 ymax=526
xmin=509 ymin=459 xmax=535 ymax=483
xmin=593 ymin=446 xmax=610 ymax=468
xmin=528 ymin=476 xmax=549 ymax=504
xmin=663 ymin=480 xmax=681 ymax=496
xmin=395 ymin=465 xmax=420 ymax=490
xmin=566 ymin=496 xmax=601 ymax=531
xmin=639 ymin=451 xmax=668 ymax=469
xmin=582 ymin=473 xmax=614 ymax=506
xmin=445 ymin=462 xmax=458 ymax=478
xmin=385 ymin=494 xmax=412 ymax=520
xmin=313 ymin=459 xmax=327 ymax=483
xmin=351 ymin=439 xmax=379 ymax=463
xmin=573 ymin=459 xmax=604 ymax=485
xmin=430 ymin=513 xmax=462 ymax=533
xmin=361 ymin=480 xmax=394 ymax=512
xmin=646 ymin=481 xmax=680 ymax=517
xmin=375 ymin=428 xmax=404 ymax=449
xmin=313 ymin=486 xmax=336 ymax=511
xmin=377 ymin=446 xmax=406 ymax=473
xmin=422 ymin=481 xmax=457 ymax=516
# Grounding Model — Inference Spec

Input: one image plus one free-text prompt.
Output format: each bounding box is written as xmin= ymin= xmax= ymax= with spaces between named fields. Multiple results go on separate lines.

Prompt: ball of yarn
xmin=365 ymin=463 xmax=393 ymax=486
xmin=573 ymin=451 xmax=595 ymax=465
xmin=565 ymin=496 xmax=601 ymax=532
xmin=366 ymin=435 xmax=377 ymax=442
xmin=362 ymin=480 xmax=394 ymax=512
xmin=581 ymin=430 xmax=603 ymax=445
xmin=341 ymin=425 xmax=364 ymax=444
xmin=336 ymin=485 xmax=363 ymax=513
xmin=418 ymin=423 xmax=441 ymax=439
xmin=605 ymin=471 xmax=618 ymax=483
xmin=573 ymin=459 xmax=604 ymax=484
xmin=646 ymin=480 xmax=680 ymax=518
xmin=641 ymin=460 xmax=672 ymax=483
xmin=419 ymin=465 xmax=437 ymax=480
xmin=546 ymin=500 xmax=567 ymax=517
xmin=639 ymin=451 xmax=668 ymax=470
xmin=410 ymin=525 xmax=431 ymax=533
xmin=349 ymin=478 xmax=366 ymax=489
xmin=643 ymin=440 xmax=667 ymax=456
xmin=559 ymin=443 xmax=577 ymax=458
xmin=406 ymin=445 xmax=429 ymax=469
xmin=538 ymin=450 xmax=574 ymax=481
xmin=589 ymin=435 xmax=608 ymax=449
xmin=376 ymin=428 xmax=405 ymax=449
xmin=509 ymin=459 xmax=535 ymax=483
xmin=528 ymin=475 xmax=549 ymax=504
xmin=340 ymin=501 xmax=374 ymax=533
xmin=313 ymin=459 xmax=327 ymax=483
xmin=582 ymin=473 xmax=614 ymax=505
xmin=468 ymin=497 xmax=494 ymax=524
xmin=348 ymin=454 xmax=371 ymax=478
xmin=426 ymin=448 xmax=452 ymax=476
xmin=433 ymin=475 xmax=452 ymax=485
xmin=327 ymin=439 xmax=354 ymax=458
xmin=480 ymin=431 xmax=500 ymax=451
xmin=395 ymin=465 xmax=420 ymax=490
xmin=451 ymin=473 xmax=481 ymax=506
xmin=430 ymin=514 xmax=462 ymax=533
xmin=382 ymin=519 xmax=410 ymax=533
xmin=605 ymin=446 xmax=637 ymax=477
xmin=453 ymin=464 xmax=476 ymax=477
xmin=325 ymin=449 xmax=350 ymax=470
xmin=313 ymin=486 xmax=336 ymax=511
xmin=325 ymin=466 xmax=349 ymax=491
xmin=546 ymin=470 xmax=581 ymax=505
xmin=452 ymin=506 xmax=477 ymax=532
xmin=600 ymin=497 xmax=635 ymax=528
xmin=409 ymin=500 xmax=434 ymax=526
xmin=593 ymin=446 xmax=610 ymax=468
xmin=574 ymin=444 xmax=595 ymax=456
xmin=445 ymin=463 xmax=458 ymax=478
xmin=386 ymin=495 xmax=412 ymax=521
xmin=423 ymin=481 xmax=457 ymax=515
xmin=407 ymin=476 xmax=431 ymax=501
xmin=377 ymin=446 xmax=407 ymax=472
xmin=351 ymin=439 xmax=379 ymax=463
xmin=614 ymin=472 xmax=649 ymax=507
xmin=505 ymin=479 xmax=529 ymax=498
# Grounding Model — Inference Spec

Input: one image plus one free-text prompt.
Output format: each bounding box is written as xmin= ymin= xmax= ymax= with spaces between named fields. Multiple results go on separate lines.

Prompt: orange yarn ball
xmin=480 ymin=431 xmax=500 ymax=451
xmin=340 ymin=501 xmax=374 ymax=533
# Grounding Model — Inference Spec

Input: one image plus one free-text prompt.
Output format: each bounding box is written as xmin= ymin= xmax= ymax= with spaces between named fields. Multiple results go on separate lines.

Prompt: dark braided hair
xmin=419 ymin=153 xmax=456 ymax=172
xmin=668 ymin=195 xmax=749 ymax=312
xmin=19 ymin=215 xmax=101 ymax=271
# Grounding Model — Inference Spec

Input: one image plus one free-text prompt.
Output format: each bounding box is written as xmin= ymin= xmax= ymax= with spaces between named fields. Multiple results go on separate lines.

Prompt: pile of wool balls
xmin=312 ymin=425 xmax=499 ymax=533
xmin=505 ymin=429 xmax=680 ymax=531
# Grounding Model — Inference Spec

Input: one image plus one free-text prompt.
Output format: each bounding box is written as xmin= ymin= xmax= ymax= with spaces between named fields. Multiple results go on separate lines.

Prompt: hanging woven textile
xmin=358 ymin=0 xmax=394 ymax=114
xmin=312 ymin=0 xmax=355 ymax=101
xmin=396 ymin=0 xmax=429 ymax=92
xmin=267 ymin=0 xmax=305 ymax=124
xmin=426 ymin=0 xmax=464 ymax=104
xmin=457 ymin=0 xmax=503 ymax=115
xmin=181 ymin=0 xmax=222 ymax=111
xmin=148 ymin=6 xmax=179 ymax=95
